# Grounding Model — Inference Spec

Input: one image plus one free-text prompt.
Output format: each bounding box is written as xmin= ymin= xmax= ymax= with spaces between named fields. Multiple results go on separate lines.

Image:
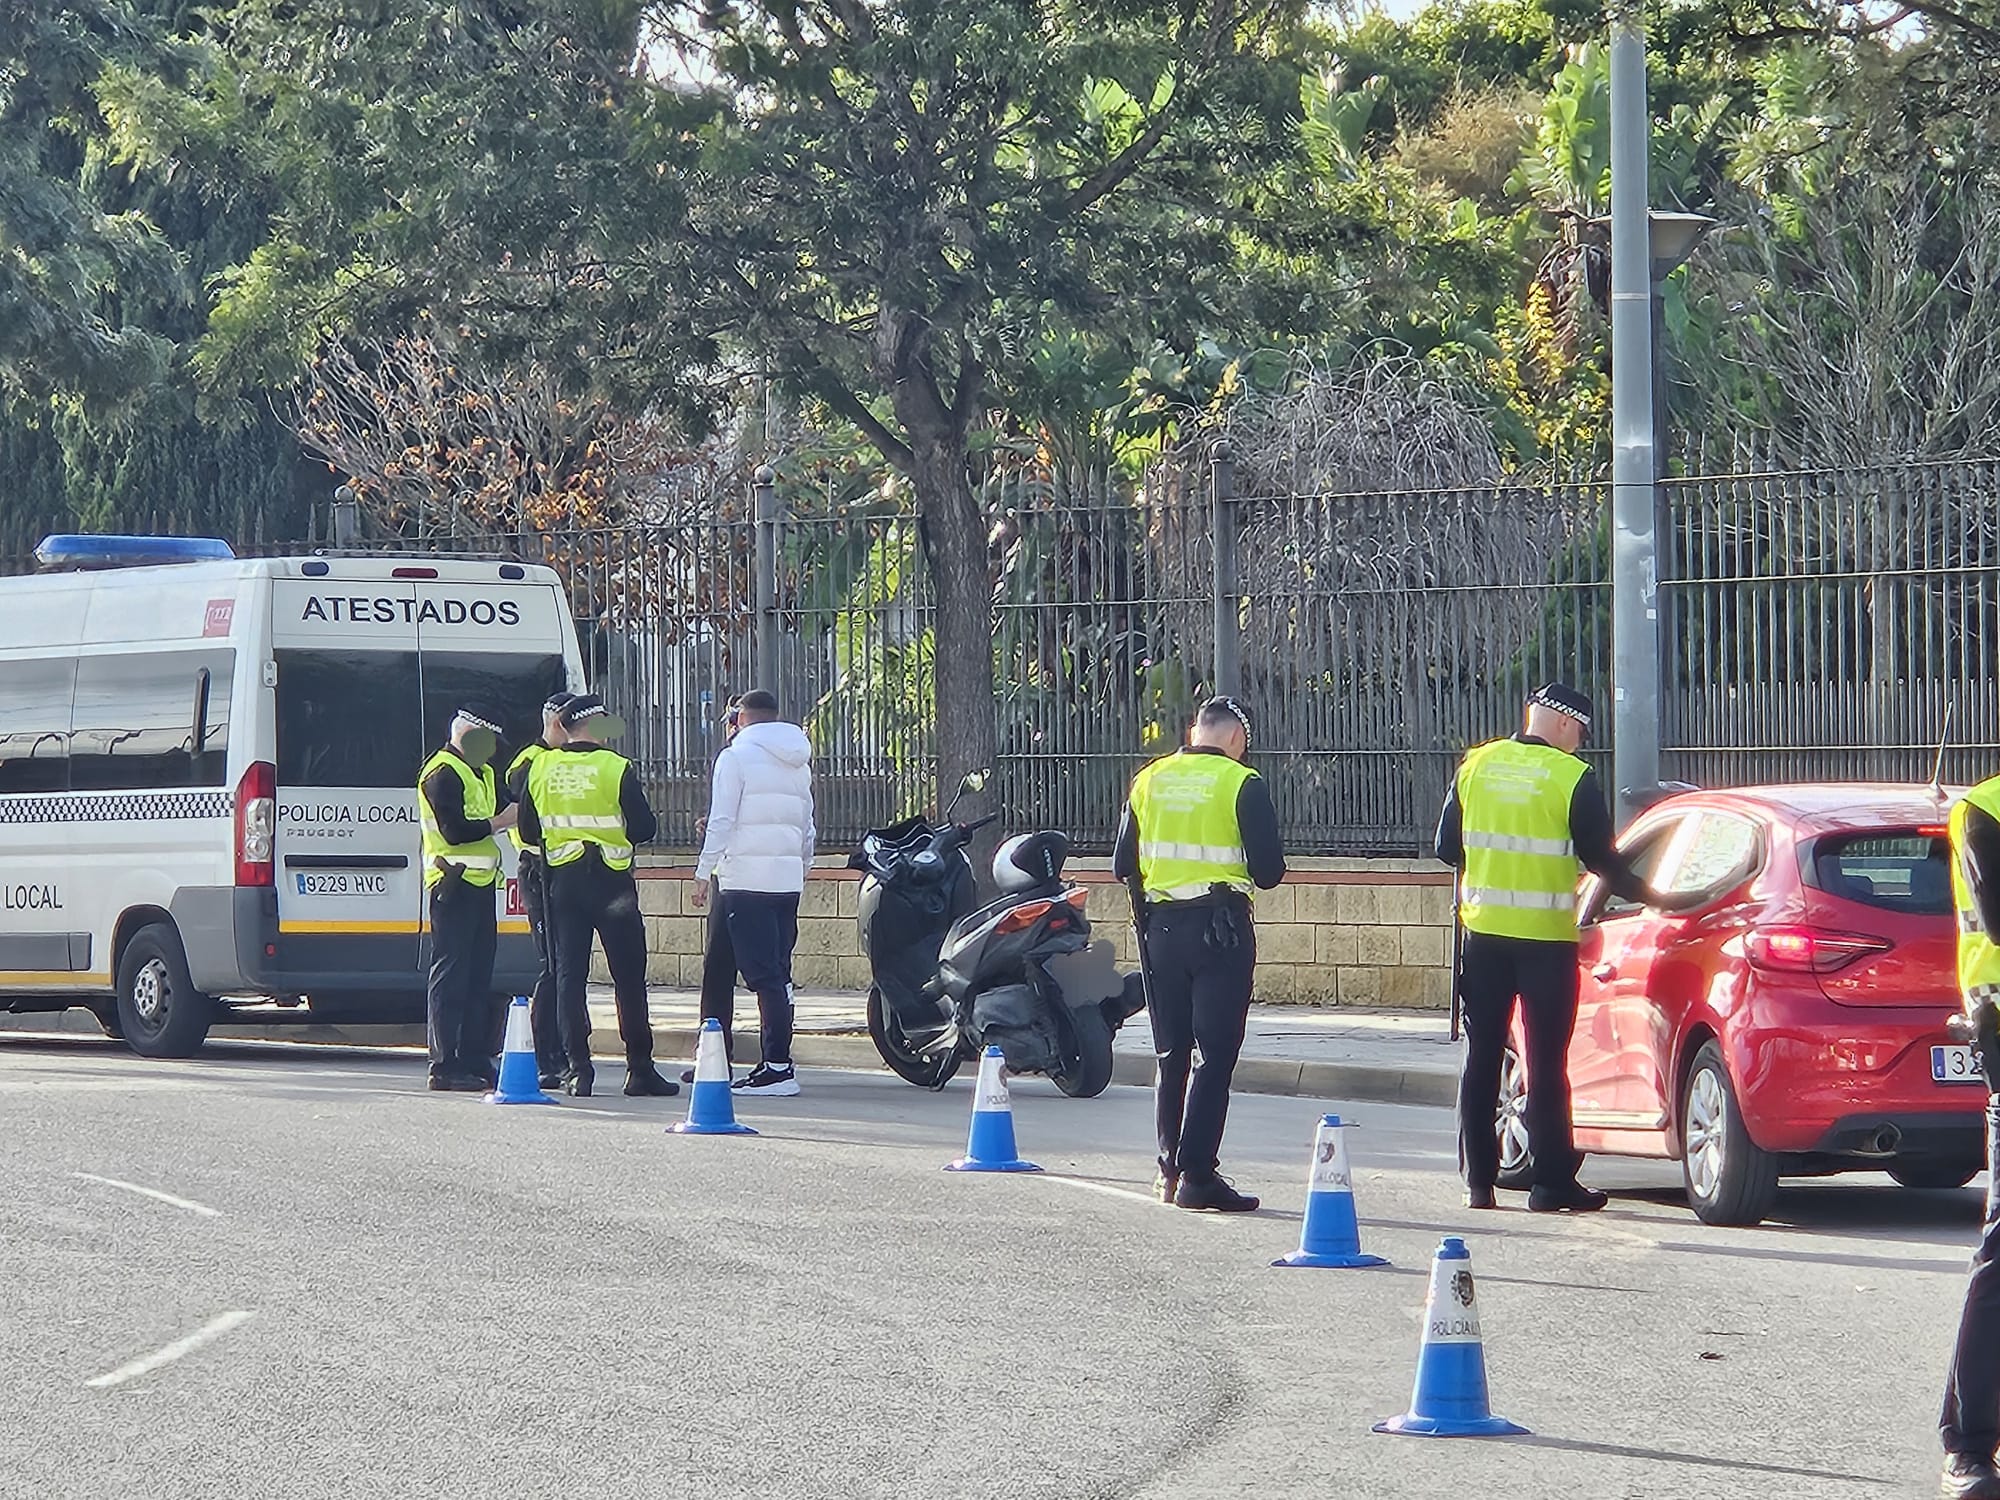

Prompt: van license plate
xmin=1932 ymin=1045 xmax=1984 ymax=1085
xmin=295 ymin=873 xmax=387 ymax=897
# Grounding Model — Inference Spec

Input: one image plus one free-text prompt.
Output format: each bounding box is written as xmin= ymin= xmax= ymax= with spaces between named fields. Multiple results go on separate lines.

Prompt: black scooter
xmin=850 ymin=772 xmax=1143 ymax=1095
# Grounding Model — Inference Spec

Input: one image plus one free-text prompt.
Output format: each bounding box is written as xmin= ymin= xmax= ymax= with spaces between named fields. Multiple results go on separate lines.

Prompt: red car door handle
xmin=1591 ymin=963 xmax=1617 ymax=981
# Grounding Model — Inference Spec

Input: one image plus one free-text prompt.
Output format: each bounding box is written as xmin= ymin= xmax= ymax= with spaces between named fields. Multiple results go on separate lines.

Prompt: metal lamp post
xmin=1606 ymin=5 xmax=1715 ymax=823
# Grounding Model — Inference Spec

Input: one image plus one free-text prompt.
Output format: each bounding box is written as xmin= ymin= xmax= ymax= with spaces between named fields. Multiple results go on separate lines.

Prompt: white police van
xmin=0 ymin=536 xmax=586 ymax=1055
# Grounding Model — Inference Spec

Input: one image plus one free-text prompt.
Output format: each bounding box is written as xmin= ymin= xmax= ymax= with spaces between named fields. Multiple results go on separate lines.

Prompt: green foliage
xmin=0 ymin=0 xmax=185 ymax=402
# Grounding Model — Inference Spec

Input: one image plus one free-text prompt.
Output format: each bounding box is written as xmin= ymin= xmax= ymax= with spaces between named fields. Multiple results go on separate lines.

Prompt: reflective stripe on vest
xmin=1950 ymin=779 xmax=2000 ymax=1011
xmin=1455 ymin=738 xmax=1588 ymax=942
xmin=528 ymin=746 xmax=635 ymax=871
xmin=505 ymin=743 xmax=546 ymax=854
xmin=419 ymin=750 xmax=502 ymax=889
xmin=1129 ymin=751 xmax=1257 ymax=903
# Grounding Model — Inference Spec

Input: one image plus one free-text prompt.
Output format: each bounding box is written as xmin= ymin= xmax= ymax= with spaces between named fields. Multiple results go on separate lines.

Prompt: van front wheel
xmin=116 ymin=925 xmax=213 ymax=1058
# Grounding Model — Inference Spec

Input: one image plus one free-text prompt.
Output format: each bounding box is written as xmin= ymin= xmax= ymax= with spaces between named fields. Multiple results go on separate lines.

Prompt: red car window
xmin=1664 ymin=811 xmax=1761 ymax=897
xmin=1587 ymin=816 xmax=1687 ymax=923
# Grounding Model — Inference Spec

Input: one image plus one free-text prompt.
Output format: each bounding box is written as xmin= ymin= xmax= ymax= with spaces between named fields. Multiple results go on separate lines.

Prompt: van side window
xmin=0 ymin=658 xmax=76 ymax=794
xmin=69 ymin=651 xmax=236 ymax=791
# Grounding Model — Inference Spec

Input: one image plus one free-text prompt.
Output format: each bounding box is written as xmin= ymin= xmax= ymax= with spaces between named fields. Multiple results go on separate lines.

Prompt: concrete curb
xmin=0 ymin=1011 xmax=1458 ymax=1108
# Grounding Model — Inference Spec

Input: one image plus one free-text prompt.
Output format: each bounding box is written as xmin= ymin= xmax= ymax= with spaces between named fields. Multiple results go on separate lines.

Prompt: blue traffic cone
xmin=486 ymin=997 xmax=555 ymax=1105
xmin=944 ymin=1046 xmax=1040 ymax=1173
xmin=669 ymin=1019 xmax=757 ymax=1136
xmin=1273 ymin=1114 xmax=1387 ymax=1269
xmin=1373 ymin=1236 xmax=1529 ymax=1438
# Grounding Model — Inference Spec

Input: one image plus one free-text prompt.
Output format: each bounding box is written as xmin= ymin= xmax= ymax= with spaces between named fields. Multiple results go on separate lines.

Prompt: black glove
xmin=1978 ymin=1003 xmax=2000 ymax=1094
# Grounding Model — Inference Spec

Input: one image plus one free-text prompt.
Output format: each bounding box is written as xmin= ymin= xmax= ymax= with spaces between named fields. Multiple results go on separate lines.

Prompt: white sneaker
xmin=731 ymin=1063 xmax=799 ymax=1097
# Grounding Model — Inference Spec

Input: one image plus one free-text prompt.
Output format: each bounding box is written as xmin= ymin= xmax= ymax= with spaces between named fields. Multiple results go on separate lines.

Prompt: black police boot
xmin=1527 ymin=1182 xmax=1609 ymax=1214
xmin=1154 ymin=1161 xmax=1179 ymax=1204
xmin=1465 ymin=1184 xmax=1498 ymax=1210
xmin=1174 ymin=1174 xmax=1259 ymax=1213
xmin=1942 ymin=1454 xmax=2000 ymax=1499
xmin=624 ymin=1066 xmax=681 ymax=1098
xmin=562 ymin=1069 xmax=593 ymax=1098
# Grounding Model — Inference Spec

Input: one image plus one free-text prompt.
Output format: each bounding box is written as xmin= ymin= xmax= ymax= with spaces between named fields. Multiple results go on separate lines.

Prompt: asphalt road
xmin=0 ymin=1035 xmax=1981 ymax=1500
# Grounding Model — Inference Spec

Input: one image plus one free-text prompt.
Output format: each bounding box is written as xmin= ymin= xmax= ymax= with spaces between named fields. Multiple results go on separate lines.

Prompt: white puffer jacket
xmin=693 ymin=721 xmax=817 ymax=894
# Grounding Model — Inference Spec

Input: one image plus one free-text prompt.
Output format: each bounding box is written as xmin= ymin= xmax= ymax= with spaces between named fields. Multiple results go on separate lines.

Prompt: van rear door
xmin=270 ymin=581 xmax=427 ymax=977
xmin=409 ymin=580 xmax=572 ymax=957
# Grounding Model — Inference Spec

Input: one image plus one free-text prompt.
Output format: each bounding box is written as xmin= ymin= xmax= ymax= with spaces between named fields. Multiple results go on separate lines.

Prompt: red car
xmin=1496 ymin=783 xmax=1985 ymax=1226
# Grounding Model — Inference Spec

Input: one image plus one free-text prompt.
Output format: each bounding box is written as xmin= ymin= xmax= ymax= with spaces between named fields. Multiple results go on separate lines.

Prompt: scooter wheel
xmin=867 ymin=986 xmax=965 ymax=1089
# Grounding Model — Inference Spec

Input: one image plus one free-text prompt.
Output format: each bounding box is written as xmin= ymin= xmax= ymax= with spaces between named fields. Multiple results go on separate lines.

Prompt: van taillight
xmin=236 ymin=761 xmax=276 ymax=887
xmin=1744 ymin=924 xmax=1892 ymax=974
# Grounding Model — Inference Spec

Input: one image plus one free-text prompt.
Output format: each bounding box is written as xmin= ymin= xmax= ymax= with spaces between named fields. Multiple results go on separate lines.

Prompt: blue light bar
xmin=34 ymin=535 xmax=237 ymax=571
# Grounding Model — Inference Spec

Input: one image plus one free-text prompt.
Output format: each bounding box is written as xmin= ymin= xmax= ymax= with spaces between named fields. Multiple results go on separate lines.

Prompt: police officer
xmin=1435 ymin=683 xmax=1688 ymax=1212
xmin=518 ymin=694 xmax=678 ymax=1099
xmin=418 ymin=705 xmax=517 ymax=1092
xmin=1112 ymin=696 xmax=1286 ymax=1212
xmin=1939 ymin=772 xmax=2000 ymax=1500
xmin=505 ymin=691 xmax=574 ymax=1089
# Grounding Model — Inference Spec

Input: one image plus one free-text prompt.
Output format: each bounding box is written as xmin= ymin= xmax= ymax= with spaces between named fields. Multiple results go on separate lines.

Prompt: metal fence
xmin=8 ymin=453 xmax=2000 ymax=853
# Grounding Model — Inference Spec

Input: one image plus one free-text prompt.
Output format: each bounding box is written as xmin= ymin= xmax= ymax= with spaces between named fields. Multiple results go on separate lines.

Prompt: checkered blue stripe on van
xmin=0 ymin=792 xmax=233 ymax=824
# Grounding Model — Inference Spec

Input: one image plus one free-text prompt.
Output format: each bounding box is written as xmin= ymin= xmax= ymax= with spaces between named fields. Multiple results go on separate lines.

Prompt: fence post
xmin=1211 ymin=440 xmax=1239 ymax=698
xmin=753 ymin=464 xmax=780 ymax=690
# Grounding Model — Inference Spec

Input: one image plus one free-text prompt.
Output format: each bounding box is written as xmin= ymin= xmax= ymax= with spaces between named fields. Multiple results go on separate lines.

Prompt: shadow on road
xmin=1512 ymin=1433 xmax=1891 ymax=1487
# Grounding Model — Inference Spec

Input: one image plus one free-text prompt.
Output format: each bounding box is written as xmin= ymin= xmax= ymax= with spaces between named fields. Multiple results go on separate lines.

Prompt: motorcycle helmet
xmin=992 ymin=831 xmax=1069 ymax=894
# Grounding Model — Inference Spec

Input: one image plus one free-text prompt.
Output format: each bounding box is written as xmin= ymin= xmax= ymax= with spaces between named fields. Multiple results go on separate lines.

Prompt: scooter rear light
xmin=994 ymin=888 xmax=1088 ymax=936
xmin=995 ymin=900 xmax=1054 ymax=935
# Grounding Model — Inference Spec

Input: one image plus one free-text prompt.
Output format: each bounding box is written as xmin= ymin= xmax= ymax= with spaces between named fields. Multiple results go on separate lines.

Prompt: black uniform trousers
xmin=518 ymin=852 xmax=565 ymax=1074
xmin=720 ymin=889 xmax=799 ymax=1065
xmin=426 ymin=875 xmax=498 ymax=1082
xmin=547 ymin=853 xmax=654 ymax=1085
xmin=1144 ymin=898 xmax=1256 ymax=1182
xmin=1456 ymin=930 xmax=1582 ymax=1193
xmin=1942 ymin=1096 xmax=2000 ymax=1458
xmin=698 ymin=878 xmax=740 ymax=1061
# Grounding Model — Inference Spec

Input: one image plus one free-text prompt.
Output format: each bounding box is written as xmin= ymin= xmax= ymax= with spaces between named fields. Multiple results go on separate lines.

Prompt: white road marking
xmin=1040 ymin=1174 xmax=1180 ymax=1209
xmin=72 ymin=1173 xmax=221 ymax=1219
xmin=85 ymin=1311 xmax=254 ymax=1390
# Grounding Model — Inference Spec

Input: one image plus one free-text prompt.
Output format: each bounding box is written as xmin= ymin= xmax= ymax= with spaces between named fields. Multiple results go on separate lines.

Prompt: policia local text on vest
xmin=505 ymin=691 xmax=576 ymax=1088
xmin=1939 ymin=778 xmax=2000 ymax=1500
xmin=1113 ymin=697 xmax=1286 ymax=1214
xmin=418 ymin=706 xmax=518 ymax=1092
xmin=1433 ymin=682 xmax=1686 ymax=1213
xmin=517 ymin=694 xmax=677 ymax=1100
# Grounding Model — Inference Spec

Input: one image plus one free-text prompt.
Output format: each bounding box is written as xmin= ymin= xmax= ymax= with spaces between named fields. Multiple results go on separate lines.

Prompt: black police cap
xmin=1529 ymin=682 xmax=1593 ymax=727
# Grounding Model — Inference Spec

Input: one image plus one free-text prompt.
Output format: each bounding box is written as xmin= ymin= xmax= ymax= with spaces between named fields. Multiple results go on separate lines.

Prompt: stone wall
xmin=608 ymin=856 xmax=1456 ymax=1008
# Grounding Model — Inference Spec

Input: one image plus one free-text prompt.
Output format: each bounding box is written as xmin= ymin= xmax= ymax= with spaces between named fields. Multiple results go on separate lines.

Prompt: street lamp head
xmin=1648 ymin=211 xmax=1717 ymax=278
xmin=1585 ymin=210 xmax=1719 ymax=281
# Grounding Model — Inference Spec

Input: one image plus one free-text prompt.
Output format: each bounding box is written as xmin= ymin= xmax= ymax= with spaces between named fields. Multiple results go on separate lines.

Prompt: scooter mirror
xmin=963 ymin=770 xmax=989 ymax=793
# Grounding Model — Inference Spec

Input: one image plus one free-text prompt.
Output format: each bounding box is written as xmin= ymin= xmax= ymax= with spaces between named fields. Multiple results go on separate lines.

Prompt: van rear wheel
xmin=116 ymin=925 xmax=213 ymax=1058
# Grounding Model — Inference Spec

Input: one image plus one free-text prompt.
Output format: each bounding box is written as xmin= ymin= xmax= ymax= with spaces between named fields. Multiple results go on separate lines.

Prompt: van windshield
xmin=276 ymin=650 xmax=569 ymax=788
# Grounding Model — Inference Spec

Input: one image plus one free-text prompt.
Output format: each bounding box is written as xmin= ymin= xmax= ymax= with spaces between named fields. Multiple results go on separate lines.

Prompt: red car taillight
xmin=1744 ymin=924 xmax=1892 ymax=974
xmin=235 ymin=760 xmax=276 ymax=887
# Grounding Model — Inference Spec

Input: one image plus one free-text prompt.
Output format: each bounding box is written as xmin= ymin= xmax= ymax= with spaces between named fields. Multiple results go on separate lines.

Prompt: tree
xmin=0 ymin=0 xmax=181 ymax=401
xmin=639 ymin=0 xmax=1333 ymax=800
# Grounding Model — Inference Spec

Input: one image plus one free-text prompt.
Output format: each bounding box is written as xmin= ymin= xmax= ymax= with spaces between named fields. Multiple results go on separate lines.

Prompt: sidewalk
xmin=620 ymin=988 xmax=1460 ymax=1107
xmin=0 ymin=988 xmax=1461 ymax=1108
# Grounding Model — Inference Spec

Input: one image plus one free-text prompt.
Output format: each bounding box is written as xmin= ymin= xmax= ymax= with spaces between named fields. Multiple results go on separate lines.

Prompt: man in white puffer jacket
xmin=690 ymin=689 xmax=816 ymax=1096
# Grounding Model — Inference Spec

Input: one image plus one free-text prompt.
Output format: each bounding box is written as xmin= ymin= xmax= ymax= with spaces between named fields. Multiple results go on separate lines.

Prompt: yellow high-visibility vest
xmin=1455 ymin=738 xmax=1587 ymax=942
xmin=418 ymin=750 xmax=502 ymax=889
xmin=1950 ymin=777 xmax=2000 ymax=1012
xmin=1130 ymin=750 xmax=1257 ymax=902
xmin=529 ymin=747 xmax=634 ymax=871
